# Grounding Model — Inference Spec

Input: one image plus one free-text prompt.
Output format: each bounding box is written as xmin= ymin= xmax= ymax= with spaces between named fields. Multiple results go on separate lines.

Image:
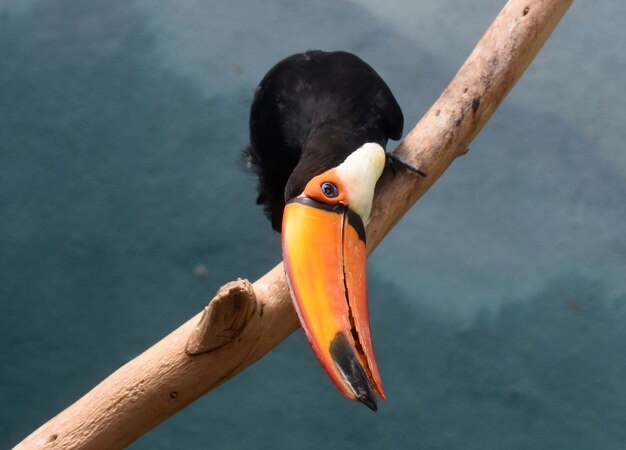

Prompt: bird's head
xmin=281 ymin=143 xmax=386 ymax=410
xmin=301 ymin=142 xmax=385 ymax=225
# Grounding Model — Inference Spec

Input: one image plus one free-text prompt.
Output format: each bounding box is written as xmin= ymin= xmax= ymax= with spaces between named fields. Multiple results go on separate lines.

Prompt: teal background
xmin=2 ymin=1 xmax=626 ymax=448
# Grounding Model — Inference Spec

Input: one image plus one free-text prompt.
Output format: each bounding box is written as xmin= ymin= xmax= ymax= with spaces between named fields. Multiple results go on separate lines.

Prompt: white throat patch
xmin=335 ymin=143 xmax=386 ymax=225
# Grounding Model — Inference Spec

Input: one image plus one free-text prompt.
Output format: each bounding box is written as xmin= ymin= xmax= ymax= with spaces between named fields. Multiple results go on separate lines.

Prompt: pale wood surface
xmin=15 ymin=1 xmax=573 ymax=448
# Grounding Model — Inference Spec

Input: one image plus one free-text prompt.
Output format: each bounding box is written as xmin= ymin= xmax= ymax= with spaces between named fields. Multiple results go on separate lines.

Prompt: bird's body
xmin=246 ymin=50 xmax=405 ymax=410
xmin=246 ymin=50 xmax=403 ymax=230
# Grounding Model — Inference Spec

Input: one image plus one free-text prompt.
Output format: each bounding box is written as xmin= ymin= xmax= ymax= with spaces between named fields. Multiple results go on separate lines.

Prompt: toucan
xmin=245 ymin=50 xmax=422 ymax=411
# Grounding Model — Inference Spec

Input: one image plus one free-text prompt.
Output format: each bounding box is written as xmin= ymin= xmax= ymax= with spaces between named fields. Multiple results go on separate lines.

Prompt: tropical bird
xmin=246 ymin=50 xmax=422 ymax=411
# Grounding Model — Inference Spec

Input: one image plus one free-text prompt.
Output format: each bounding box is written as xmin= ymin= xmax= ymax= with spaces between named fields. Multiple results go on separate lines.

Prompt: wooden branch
xmin=15 ymin=1 xmax=572 ymax=448
xmin=185 ymin=279 xmax=258 ymax=355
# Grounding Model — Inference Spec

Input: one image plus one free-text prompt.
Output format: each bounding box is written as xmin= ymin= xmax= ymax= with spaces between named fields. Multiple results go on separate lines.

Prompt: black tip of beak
xmin=359 ymin=395 xmax=378 ymax=412
xmin=329 ymin=333 xmax=378 ymax=412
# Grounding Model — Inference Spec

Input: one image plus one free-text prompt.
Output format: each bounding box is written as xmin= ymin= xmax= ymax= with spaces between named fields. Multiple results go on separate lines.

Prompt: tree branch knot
xmin=186 ymin=278 xmax=257 ymax=355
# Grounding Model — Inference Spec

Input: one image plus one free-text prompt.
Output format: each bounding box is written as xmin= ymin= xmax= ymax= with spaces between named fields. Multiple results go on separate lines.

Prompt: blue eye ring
xmin=321 ymin=182 xmax=339 ymax=198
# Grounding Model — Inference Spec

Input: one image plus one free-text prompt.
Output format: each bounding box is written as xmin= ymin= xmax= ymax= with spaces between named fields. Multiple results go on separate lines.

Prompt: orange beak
xmin=282 ymin=197 xmax=384 ymax=410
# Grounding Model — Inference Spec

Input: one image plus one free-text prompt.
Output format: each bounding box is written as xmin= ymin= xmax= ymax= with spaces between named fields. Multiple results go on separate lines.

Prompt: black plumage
xmin=245 ymin=50 xmax=404 ymax=231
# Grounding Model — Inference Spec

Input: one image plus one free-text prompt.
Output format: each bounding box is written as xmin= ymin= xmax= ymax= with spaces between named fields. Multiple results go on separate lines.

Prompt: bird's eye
xmin=321 ymin=182 xmax=339 ymax=198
